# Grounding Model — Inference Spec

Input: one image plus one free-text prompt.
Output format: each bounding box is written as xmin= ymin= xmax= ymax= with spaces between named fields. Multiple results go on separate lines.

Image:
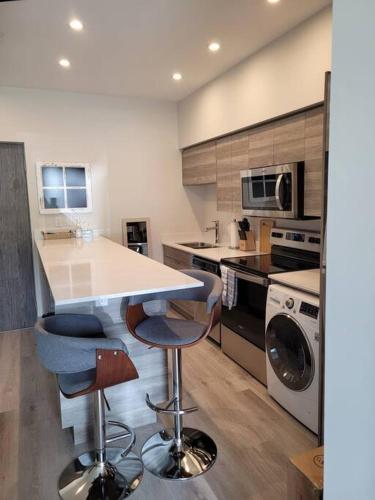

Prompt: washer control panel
xmin=300 ymin=301 xmax=319 ymax=319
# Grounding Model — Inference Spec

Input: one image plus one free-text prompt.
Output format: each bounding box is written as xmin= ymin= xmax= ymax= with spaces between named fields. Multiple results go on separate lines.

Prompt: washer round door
xmin=266 ymin=314 xmax=314 ymax=391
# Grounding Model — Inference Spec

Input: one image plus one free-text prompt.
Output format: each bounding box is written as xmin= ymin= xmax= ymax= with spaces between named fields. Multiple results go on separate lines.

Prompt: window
xmin=36 ymin=162 xmax=92 ymax=214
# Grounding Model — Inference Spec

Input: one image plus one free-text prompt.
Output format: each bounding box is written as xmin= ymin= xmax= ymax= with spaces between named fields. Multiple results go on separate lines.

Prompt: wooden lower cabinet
xmin=162 ymin=245 xmax=196 ymax=318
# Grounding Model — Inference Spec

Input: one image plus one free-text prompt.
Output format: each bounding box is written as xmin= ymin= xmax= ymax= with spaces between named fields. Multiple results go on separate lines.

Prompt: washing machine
xmin=265 ymin=284 xmax=320 ymax=434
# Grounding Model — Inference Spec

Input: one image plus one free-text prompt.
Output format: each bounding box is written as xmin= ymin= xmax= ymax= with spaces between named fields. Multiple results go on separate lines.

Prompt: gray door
xmin=0 ymin=142 xmax=36 ymax=331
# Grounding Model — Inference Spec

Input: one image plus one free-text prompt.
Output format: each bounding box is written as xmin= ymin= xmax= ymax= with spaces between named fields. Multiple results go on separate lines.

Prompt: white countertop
xmin=162 ymin=241 xmax=264 ymax=262
xmin=269 ymin=269 xmax=320 ymax=296
xmin=36 ymin=236 xmax=202 ymax=306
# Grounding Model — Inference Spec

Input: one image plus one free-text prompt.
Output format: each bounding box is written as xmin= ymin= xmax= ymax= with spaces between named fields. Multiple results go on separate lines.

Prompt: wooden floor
xmin=0 ymin=328 xmax=316 ymax=500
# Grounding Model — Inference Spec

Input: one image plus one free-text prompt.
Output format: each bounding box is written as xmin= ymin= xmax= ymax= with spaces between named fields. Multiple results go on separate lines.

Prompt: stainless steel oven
xmin=220 ymin=228 xmax=320 ymax=387
xmin=241 ymin=162 xmax=304 ymax=218
xmin=221 ymin=270 xmax=269 ymax=385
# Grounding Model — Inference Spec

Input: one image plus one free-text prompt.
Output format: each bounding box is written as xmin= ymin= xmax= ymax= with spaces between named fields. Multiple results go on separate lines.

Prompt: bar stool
xmin=34 ymin=313 xmax=143 ymax=499
xmin=125 ymin=269 xmax=223 ymax=480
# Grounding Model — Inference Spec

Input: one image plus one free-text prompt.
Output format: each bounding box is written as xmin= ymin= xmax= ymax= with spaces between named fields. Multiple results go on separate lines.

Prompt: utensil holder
xmin=239 ymin=230 xmax=256 ymax=251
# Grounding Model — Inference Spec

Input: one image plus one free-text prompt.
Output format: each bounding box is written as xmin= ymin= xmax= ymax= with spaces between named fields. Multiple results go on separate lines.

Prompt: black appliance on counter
xmin=192 ymin=256 xmax=221 ymax=345
xmin=124 ymin=220 xmax=149 ymax=255
xmin=220 ymin=228 xmax=320 ymax=385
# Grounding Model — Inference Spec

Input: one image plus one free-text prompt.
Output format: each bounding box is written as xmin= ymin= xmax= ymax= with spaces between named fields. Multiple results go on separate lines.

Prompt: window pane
xmin=43 ymin=189 xmax=65 ymax=209
xmin=66 ymin=167 xmax=86 ymax=187
xmin=67 ymin=189 xmax=87 ymax=208
xmin=42 ymin=166 xmax=64 ymax=187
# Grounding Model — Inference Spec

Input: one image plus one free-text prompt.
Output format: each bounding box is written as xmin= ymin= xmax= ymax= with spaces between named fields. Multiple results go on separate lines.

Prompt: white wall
xmin=0 ymin=87 xmax=211 ymax=311
xmin=178 ymin=6 xmax=332 ymax=148
xmin=324 ymin=1 xmax=375 ymax=498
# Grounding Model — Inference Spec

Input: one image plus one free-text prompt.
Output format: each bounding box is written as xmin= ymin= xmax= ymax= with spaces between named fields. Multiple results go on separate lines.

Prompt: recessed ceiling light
xmin=208 ymin=42 xmax=220 ymax=52
xmin=172 ymin=72 xmax=182 ymax=81
xmin=69 ymin=19 xmax=83 ymax=31
xmin=267 ymin=0 xmax=280 ymax=3
xmin=59 ymin=58 xmax=71 ymax=68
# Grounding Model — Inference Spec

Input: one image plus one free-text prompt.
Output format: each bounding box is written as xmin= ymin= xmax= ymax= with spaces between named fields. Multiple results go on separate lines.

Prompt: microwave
xmin=240 ymin=162 xmax=304 ymax=218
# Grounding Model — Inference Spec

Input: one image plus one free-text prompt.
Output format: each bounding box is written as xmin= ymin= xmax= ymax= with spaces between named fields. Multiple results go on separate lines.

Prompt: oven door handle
xmin=235 ymin=270 xmax=269 ymax=287
xmin=275 ymin=173 xmax=284 ymax=211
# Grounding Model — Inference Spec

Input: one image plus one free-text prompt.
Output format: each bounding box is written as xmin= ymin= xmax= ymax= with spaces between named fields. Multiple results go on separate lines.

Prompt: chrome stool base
xmin=141 ymin=427 xmax=217 ymax=480
xmin=59 ymin=450 xmax=143 ymax=500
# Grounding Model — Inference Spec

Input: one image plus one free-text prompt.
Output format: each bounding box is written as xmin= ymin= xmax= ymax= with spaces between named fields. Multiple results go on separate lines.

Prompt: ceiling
xmin=0 ymin=0 xmax=331 ymax=101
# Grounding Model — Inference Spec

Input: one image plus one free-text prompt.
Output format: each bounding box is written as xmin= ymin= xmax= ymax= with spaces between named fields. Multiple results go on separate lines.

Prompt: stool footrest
xmin=145 ymin=393 xmax=198 ymax=416
xmin=106 ymin=420 xmax=136 ymax=457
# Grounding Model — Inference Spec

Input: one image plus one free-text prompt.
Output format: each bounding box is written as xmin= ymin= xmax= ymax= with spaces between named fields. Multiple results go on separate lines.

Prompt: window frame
xmin=36 ymin=162 xmax=93 ymax=214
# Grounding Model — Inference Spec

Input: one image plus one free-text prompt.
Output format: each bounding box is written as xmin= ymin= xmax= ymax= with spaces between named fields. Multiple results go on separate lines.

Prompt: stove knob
xmin=286 ymin=298 xmax=294 ymax=309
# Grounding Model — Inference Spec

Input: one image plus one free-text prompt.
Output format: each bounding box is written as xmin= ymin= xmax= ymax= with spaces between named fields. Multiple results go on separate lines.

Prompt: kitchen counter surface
xmin=269 ymin=268 xmax=320 ymax=296
xmin=36 ymin=236 xmax=202 ymax=306
xmin=162 ymin=241 xmax=264 ymax=263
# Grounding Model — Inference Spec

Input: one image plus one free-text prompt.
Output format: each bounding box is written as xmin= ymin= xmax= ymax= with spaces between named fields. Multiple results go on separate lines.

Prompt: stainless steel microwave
xmin=240 ymin=162 xmax=304 ymax=218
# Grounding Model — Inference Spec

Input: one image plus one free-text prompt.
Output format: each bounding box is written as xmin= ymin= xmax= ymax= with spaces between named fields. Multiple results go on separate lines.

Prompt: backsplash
xmin=196 ymin=184 xmax=321 ymax=248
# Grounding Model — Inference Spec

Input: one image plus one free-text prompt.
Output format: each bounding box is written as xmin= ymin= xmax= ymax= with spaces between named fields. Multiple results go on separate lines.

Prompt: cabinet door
xmin=216 ymin=137 xmax=233 ymax=212
xmin=274 ymin=113 xmax=305 ymax=164
xmin=304 ymin=159 xmax=323 ymax=217
xmin=163 ymin=245 xmax=192 ymax=269
xmin=231 ymin=131 xmax=248 ymax=213
xmin=248 ymin=123 xmax=274 ymax=168
xmin=182 ymin=141 xmax=216 ymax=185
xmin=305 ymin=107 xmax=324 ymax=160
xmin=304 ymin=107 xmax=324 ymax=217
xmin=163 ymin=246 xmax=195 ymax=318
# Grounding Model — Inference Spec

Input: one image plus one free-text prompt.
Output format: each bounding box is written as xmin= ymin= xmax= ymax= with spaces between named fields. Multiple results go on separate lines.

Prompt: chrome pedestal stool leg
xmin=59 ymin=390 xmax=143 ymax=499
xmin=141 ymin=348 xmax=217 ymax=480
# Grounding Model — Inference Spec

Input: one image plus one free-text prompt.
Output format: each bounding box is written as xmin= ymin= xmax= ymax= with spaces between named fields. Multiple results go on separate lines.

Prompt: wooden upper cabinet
xmin=304 ymin=159 xmax=322 ymax=218
xmin=182 ymin=104 xmax=324 ymax=218
xmin=231 ymin=131 xmax=248 ymax=213
xmin=304 ymin=106 xmax=324 ymax=217
xmin=305 ymin=107 xmax=324 ymax=160
xmin=216 ymin=137 xmax=233 ymax=212
xmin=248 ymin=123 xmax=274 ymax=168
xmin=182 ymin=140 xmax=217 ymax=185
xmin=273 ymin=112 xmax=305 ymax=164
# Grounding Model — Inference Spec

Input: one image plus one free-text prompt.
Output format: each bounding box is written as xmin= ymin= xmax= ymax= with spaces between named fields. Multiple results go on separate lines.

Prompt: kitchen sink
xmin=180 ymin=242 xmax=218 ymax=249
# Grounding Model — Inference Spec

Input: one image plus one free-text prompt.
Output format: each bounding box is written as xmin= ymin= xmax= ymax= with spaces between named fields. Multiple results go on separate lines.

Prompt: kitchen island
xmin=36 ymin=236 xmax=202 ymax=443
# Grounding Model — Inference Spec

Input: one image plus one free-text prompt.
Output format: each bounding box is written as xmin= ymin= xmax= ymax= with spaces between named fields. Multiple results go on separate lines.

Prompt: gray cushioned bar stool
xmin=125 ymin=269 xmax=223 ymax=480
xmin=34 ymin=313 xmax=143 ymax=499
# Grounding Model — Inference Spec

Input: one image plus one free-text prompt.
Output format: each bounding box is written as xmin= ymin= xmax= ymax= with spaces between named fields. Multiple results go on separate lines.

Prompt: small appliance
xmin=241 ymin=162 xmax=304 ymax=218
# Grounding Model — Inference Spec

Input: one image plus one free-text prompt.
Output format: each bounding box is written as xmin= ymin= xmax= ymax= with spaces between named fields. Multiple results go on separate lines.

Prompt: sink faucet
xmin=205 ymin=220 xmax=219 ymax=244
